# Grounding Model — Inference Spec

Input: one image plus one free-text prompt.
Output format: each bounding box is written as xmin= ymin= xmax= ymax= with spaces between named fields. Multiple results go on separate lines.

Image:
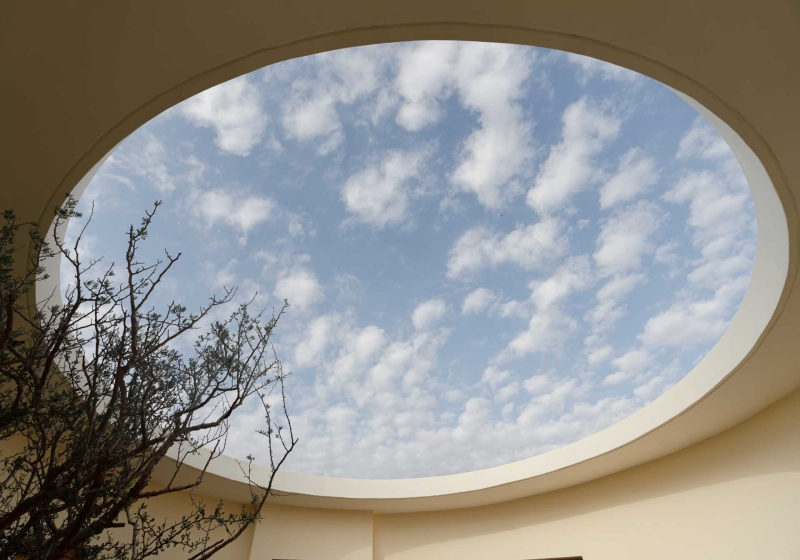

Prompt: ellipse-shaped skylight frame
xmin=35 ymin=47 xmax=787 ymax=509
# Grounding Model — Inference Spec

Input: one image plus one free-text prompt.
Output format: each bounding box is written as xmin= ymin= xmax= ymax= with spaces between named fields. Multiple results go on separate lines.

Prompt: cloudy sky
xmin=64 ymin=42 xmax=756 ymax=479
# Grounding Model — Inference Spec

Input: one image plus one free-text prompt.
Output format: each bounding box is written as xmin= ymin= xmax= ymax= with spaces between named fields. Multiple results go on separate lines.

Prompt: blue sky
xmin=65 ymin=42 xmax=756 ymax=479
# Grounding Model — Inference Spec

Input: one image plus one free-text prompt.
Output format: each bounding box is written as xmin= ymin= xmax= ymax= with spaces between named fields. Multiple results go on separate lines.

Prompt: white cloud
xmin=186 ymin=188 xmax=275 ymax=232
xmin=663 ymin=141 xmax=755 ymax=295
xmin=586 ymin=272 xmax=645 ymax=331
xmin=280 ymin=41 xmax=536 ymax=208
xmin=394 ymin=42 xmax=535 ymax=209
xmin=444 ymin=389 xmax=466 ymax=403
xmin=449 ymin=43 xmax=535 ymax=209
xmin=500 ymin=258 xmax=592 ymax=360
xmin=285 ymin=212 xmax=316 ymax=239
xmin=687 ymin=254 xmax=752 ymax=288
xmin=663 ymin=170 xmax=751 ymax=260
xmin=254 ymin=249 xmax=311 ymax=276
xmin=412 ymin=299 xmax=447 ymax=330
xmin=461 ymin=287 xmax=502 ymax=315
xmin=527 ymin=97 xmax=620 ymax=215
xmin=587 ymin=345 xmax=613 ymax=365
xmin=223 ymin=301 xmax=473 ymax=477
xmin=599 ymin=148 xmax=659 ymax=209
xmin=115 ymin=134 xmax=174 ymax=193
xmin=639 ymin=276 xmax=750 ymax=348
xmin=330 ymin=325 xmax=387 ymax=384
xmin=654 ymin=241 xmax=679 ymax=267
xmin=282 ymin=94 xmax=342 ymax=150
xmin=366 ymin=330 xmax=449 ymax=392
xmin=523 ymin=374 xmax=550 ymax=394
xmin=613 ymin=347 xmax=650 ymax=372
xmin=395 ymin=42 xmax=458 ymax=131
xmin=450 ymin=119 xmax=531 ymax=209
xmin=597 ymin=273 xmax=645 ymax=304
xmin=460 ymin=291 xmax=534 ymax=320
xmin=273 ymin=268 xmax=323 ymax=311
xmin=447 ymin=218 xmax=567 ymax=278
xmin=100 ymin=133 xmax=207 ymax=196
xmin=249 ymin=296 xmax=675 ymax=477
xmin=495 ymin=382 xmax=521 ymax=403
xmin=603 ymin=348 xmax=650 ymax=385
xmin=517 ymin=378 xmax=587 ymax=427
xmin=676 ymin=117 xmax=731 ymax=161
xmin=502 ymin=306 xmax=569 ymax=359
xmin=634 ymin=375 xmax=668 ymax=401
xmin=482 ymin=365 xmax=512 ymax=389
xmin=293 ymin=314 xmax=340 ymax=368
xmin=566 ymin=53 xmax=640 ymax=84
xmin=281 ymin=47 xmax=391 ymax=154
xmin=291 ymin=315 xmax=388 ymax=386
xmin=593 ymin=201 xmax=662 ymax=276
xmin=340 ymin=150 xmax=428 ymax=228
xmin=497 ymin=299 xmax=532 ymax=319
xmin=203 ymin=258 xmax=238 ymax=289
xmin=633 ymin=129 xmax=754 ymax=354
xmin=529 ymin=256 xmax=592 ymax=311
xmin=566 ymin=395 xmax=638 ymax=434
xmin=180 ymin=77 xmax=268 ymax=156
xmin=333 ymin=273 xmax=362 ymax=300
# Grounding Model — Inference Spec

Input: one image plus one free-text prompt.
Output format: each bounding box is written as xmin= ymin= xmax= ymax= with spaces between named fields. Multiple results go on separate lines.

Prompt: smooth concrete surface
xmin=3 ymin=0 xmax=800 ymax=557
xmin=251 ymin=506 xmax=373 ymax=560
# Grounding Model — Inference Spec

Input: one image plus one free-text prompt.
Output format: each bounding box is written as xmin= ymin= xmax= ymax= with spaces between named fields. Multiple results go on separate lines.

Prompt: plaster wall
xmin=117 ymin=491 xmax=257 ymax=560
xmin=250 ymin=505 xmax=373 ymax=560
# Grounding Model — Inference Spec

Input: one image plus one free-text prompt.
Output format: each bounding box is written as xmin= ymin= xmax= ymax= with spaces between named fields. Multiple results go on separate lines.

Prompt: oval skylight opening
xmin=62 ymin=42 xmax=756 ymax=479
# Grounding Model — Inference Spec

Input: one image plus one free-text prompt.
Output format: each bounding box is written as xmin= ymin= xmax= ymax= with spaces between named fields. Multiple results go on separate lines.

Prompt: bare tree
xmin=0 ymin=197 xmax=296 ymax=559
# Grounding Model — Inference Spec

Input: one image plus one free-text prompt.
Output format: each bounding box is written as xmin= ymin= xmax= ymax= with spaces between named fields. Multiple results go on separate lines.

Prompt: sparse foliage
xmin=0 ymin=197 xmax=296 ymax=559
